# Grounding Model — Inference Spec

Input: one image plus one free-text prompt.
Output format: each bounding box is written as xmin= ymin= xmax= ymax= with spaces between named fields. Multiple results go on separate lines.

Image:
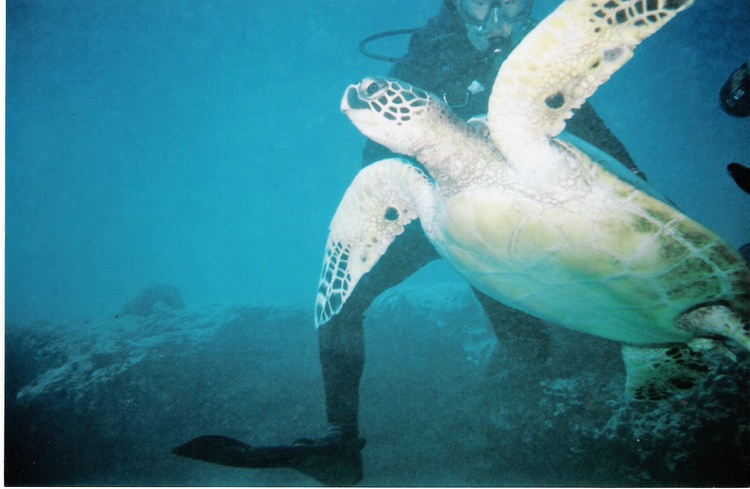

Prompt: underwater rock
xmin=5 ymin=302 xmax=320 ymax=486
xmin=118 ymin=283 xmax=185 ymax=317
xmin=5 ymin=283 xmax=749 ymax=486
xmin=11 ymin=306 xmax=227 ymax=406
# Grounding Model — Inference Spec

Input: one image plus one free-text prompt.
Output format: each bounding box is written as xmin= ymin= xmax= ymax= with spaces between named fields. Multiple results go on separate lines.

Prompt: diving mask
xmin=458 ymin=0 xmax=533 ymax=26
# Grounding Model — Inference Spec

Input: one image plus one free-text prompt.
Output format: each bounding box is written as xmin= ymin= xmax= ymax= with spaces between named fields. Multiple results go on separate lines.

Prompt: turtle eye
xmin=363 ymin=80 xmax=383 ymax=98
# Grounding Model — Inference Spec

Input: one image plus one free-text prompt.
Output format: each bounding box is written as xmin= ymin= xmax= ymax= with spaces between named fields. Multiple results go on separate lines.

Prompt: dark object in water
xmin=739 ymin=243 xmax=750 ymax=264
xmin=173 ymin=434 xmax=365 ymax=486
xmin=720 ymin=61 xmax=750 ymax=118
xmin=728 ymin=162 xmax=750 ymax=195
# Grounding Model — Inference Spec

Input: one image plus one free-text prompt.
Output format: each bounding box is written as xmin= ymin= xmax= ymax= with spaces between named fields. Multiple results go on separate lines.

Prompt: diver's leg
xmin=471 ymin=288 xmax=550 ymax=363
xmin=318 ymin=309 xmax=364 ymax=440
xmin=174 ymin=222 xmax=438 ymax=486
xmin=318 ymin=220 xmax=440 ymax=440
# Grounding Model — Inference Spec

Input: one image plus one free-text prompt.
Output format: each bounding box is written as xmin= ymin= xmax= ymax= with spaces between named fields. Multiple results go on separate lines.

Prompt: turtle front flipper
xmin=315 ymin=158 xmax=434 ymax=327
xmin=487 ymin=0 xmax=693 ymax=161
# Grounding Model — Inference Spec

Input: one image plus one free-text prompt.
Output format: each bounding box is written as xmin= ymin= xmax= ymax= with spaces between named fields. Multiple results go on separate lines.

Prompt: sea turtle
xmin=316 ymin=0 xmax=750 ymax=402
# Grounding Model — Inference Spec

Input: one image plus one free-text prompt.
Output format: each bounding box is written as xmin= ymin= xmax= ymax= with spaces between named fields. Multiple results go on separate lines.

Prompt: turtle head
xmin=341 ymin=77 xmax=442 ymax=157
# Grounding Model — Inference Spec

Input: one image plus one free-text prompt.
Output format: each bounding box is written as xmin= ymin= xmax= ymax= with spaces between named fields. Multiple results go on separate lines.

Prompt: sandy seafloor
xmin=6 ymin=0 xmax=750 ymax=486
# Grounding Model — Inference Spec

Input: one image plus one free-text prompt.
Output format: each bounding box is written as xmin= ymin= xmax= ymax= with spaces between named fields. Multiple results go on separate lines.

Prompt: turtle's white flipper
xmin=487 ymin=0 xmax=693 ymax=161
xmin=315 ymin=159 xmax=434 ymax=327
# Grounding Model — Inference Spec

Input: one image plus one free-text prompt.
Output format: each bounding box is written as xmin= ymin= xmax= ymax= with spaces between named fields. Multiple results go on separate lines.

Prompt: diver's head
xmin=454 ymin=0 xmax=534 ymax=52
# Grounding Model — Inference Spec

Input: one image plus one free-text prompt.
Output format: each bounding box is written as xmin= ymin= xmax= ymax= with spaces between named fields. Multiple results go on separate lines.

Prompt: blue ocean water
xmin=6 ymin=0 xmax=436 ymax=323
xmin=7 ymin=0 xmax=749 ymax=323
xmin=6 ymin=1 xmax=750 ymax=486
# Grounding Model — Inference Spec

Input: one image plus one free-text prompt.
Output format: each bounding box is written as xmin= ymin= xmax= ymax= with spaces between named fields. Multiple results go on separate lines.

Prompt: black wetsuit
xmin=319 ymin=0 xmax=643 ymax=439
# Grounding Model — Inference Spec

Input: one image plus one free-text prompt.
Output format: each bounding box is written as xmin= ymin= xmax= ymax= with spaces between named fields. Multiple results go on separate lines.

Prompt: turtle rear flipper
xmin=622 ymin=343 xmax=712 ymax=401
xmin=675 ymin=304 xmax=750 ymax=352
xmin=315 ymin=158 xmax=434 ymax=327
xmin=623 ymin=302 xmax=750 ymax=402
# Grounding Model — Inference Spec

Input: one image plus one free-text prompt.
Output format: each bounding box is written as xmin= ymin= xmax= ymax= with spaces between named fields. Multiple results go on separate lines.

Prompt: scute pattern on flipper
xmin=622 ymin=343 xmax=712 ymax=401
xmin=487 ymin=0 xmax=694 ymax=164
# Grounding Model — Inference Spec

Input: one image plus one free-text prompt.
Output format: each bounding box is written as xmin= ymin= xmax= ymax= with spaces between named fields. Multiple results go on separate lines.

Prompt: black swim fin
xmin=728 ymin=162 xmax=750 ymax=195
xmin=173 ymin=435 xmax=365 ymax=486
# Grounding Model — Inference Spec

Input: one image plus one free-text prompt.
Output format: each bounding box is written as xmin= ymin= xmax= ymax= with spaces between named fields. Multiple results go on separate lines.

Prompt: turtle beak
xmin=341 ymin=84 xmax=369 ymax=113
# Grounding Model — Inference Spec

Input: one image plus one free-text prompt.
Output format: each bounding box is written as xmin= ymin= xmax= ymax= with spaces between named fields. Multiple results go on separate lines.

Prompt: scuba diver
xmin=720 ymin=59 xmax=750 ymax=194
xmin=720 ymin=59 xmax=750 ymax=118
xmin=719 ymin=59 xmax=749 ymax=192
xmin=727 ymin=162 xmax=750 ymax=263
xmin=727 ymin=161 xmax=750 ymax=263
xmin=719 ymin=59 xmax=749 ymax=262
xmin=728 ymin=163 xmax=750 ymax=195
xmin=174 ymin=0 xmax=646 ymax=485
